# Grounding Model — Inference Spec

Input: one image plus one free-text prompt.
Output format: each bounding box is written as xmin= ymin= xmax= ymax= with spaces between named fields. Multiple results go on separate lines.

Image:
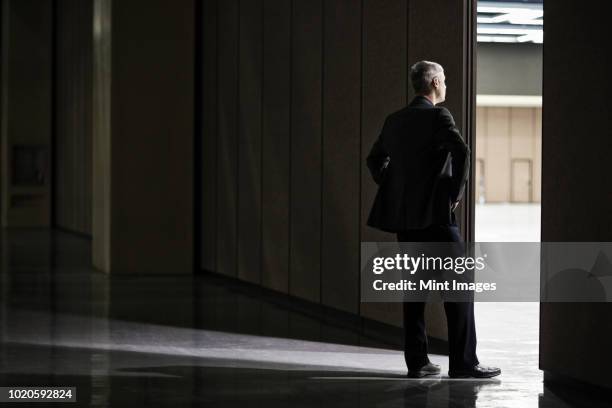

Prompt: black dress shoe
xmin=448 ymin=364 xmax=501 ymax=378
xmin=407 ymin=362 xmax=441 ymax=378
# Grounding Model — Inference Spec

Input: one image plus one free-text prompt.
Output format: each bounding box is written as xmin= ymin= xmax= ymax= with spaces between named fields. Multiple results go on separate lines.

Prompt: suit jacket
xmin=366 ymin=96 xmax=470 ymax=232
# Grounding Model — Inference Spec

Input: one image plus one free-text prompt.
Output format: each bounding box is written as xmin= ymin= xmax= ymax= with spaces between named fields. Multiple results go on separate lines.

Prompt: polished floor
xmin=475 ymin=203 xmax=541 ymax=242
xmin=0 ymin=229 xmax=605 ymax=407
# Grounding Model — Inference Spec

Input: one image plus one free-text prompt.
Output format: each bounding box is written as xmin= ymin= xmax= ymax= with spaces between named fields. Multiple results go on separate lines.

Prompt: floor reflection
xmin=0 ymin=229 xmax=604 ymax=407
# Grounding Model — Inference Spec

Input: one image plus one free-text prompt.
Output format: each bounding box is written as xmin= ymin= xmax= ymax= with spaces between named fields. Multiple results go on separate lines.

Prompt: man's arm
xmin=435 ymin=108 xmax=470 ymax=204
xmin=366 ymin=118 xmax=391 ymax=185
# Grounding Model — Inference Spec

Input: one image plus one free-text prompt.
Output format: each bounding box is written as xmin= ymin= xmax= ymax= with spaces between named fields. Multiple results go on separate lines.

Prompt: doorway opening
xmin=473 ymin=0 xmax=543 ymax=397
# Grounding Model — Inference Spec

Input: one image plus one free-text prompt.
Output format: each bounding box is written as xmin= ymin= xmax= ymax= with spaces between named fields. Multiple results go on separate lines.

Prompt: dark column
xmin=261 ymin=0 xmax=291 ymax=292
xmin=289 ymin=0 xmax=323 ymax=303
xmin=540 ymin=0 xmax=612 ymax=392
xmin=55 ymin=0 xmax=94 ymax=235
xmin=92 ymin=0 xmax=194 ymax=274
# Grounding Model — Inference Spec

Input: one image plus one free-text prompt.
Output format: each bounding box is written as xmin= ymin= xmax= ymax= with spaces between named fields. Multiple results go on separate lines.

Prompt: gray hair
xmin=410 ymin=61 xmax=443 ymax=94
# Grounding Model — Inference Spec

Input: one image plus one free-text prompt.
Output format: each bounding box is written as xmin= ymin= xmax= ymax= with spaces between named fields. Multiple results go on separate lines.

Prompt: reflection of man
xmin=366 ymin=61 xmax=500 ymax=378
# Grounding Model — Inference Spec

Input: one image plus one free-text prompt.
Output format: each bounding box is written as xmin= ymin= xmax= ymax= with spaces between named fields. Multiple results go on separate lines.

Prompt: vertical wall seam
xmin=288 ymin=0 xmax=293 ymax=296
xmin=214 ymin=0 xmax=219 ymax=273
xmin=319 ymin=0 xmax=325 ymax=306
xmin=259 ymin=0 xmax=265 ymax=332
xmin=357 ymin=0 xmax=363 ymax=317
xmin=194 ymin=0 xmax=203 ymax=273
xmin=406 ymin=0 xmax=409 ymax=105
xmin=0 ymin=0 xmax=10 ymax=226
xmin=51 ymin=0 xmax=58 ymax=228
xmin=259 ymin=0 xmax=264 ymax=286
xmin=467 ymin=0 xmax=476 ymax=241
xmin=235 ymin=0 xmax=240 ymax=278
xmin=0 ymin=0 xmax=3 ymax=225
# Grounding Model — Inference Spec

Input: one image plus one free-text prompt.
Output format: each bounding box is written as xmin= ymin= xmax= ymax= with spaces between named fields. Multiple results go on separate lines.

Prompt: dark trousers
xmin=397 ymin=224 xmax=479 ymax=371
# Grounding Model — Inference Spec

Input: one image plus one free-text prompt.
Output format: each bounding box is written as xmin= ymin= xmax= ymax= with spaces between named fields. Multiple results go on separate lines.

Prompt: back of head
xmin=410 ymin=61 xmax=443 ymax=94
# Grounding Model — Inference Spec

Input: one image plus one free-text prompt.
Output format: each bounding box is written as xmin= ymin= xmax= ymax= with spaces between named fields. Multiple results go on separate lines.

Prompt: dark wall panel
xmin=540 ymin=0 xmax=612 ymax=391
xmin=408 ymin=0 xmax=466 ymax=137
xmin=237 ymin=0 xmax=263 ymax=284
xmin=201 ymin=0 xmax=218 ymax=272
xmin=360 ymin=0 xmax=406 ymax=325
xmin=216 ymin=0 xmax=239 ymax=277
xmin=110 ymin=0 xmax=194 ymax=273
xmin=55 ymin=0 xmax=93 ymax=236
xmin=261 ymin=0 xmax=291 ymax=292
xmin=289 ymin=0 xmax=322 ymax=303
xmin=2 ymin=0 xmax=53 ymax=227
xmin=200 ymin=0 xmax=473 ymax=328
xmin=321 ymin=0 xmax=361 ymax=314
xmin=360 ymin=0 xmax=406 ymax=244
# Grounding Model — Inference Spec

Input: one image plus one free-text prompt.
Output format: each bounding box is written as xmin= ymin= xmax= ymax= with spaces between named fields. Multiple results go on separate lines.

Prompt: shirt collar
xmin=409 ymin=95 xmax=435 ymax=107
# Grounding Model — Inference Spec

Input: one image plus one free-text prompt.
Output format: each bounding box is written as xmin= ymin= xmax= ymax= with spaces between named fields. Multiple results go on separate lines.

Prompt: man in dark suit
xmin=366 ymin=60 xmax=500 ymax=379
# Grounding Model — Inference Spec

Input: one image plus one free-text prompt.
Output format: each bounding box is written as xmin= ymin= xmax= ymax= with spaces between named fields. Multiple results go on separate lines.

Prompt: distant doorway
xmin=511 ymin=158 xmax=533 ymax=203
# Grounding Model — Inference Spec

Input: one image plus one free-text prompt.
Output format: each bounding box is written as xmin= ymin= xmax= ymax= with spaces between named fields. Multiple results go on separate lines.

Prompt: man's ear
xmin=432 ymin=77 xmax=439 ymax=89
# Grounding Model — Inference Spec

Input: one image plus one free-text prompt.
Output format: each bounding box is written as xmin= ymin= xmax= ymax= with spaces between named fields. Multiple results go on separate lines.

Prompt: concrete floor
xmin=0 ymin=228 xmax=605 ymax=407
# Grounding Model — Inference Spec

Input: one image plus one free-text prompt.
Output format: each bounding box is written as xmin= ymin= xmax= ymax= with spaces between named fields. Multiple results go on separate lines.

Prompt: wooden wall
xmin=475 ymin=106 xmax=542 ymax=203
xmin=201 ymin=0 xmax=405 ymax=319
xmin=540 ymin=0 xmax=612 ymax=392
xmin=54 ymin=0 xmax=93 ymax=235
xmin=200 ymin=0 xmax=474 ymax=326
xmin=1 ymin=0 xmax=474 ymax=330
xmin=96 ymin=0 xmax=194 ymax=274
